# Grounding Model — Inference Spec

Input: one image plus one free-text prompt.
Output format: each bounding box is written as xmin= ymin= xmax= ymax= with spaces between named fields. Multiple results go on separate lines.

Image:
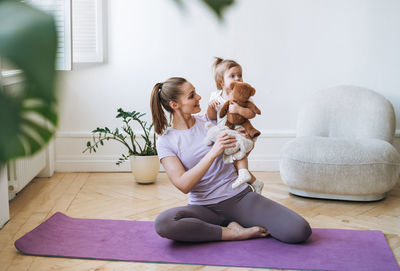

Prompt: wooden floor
xmin=1 ymin=172 xmax=399 ymax=271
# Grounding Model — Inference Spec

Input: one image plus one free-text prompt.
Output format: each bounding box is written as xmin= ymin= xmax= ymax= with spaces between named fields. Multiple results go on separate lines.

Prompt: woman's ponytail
xmin=150 ymin=77 xmax=186 ymax=135
xmin=150 ymin=83 xmax=168 ymax=135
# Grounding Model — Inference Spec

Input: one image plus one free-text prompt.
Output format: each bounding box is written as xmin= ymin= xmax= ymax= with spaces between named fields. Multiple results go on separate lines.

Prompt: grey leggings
xmin=155 ymin=186 xmax=312 ymax=243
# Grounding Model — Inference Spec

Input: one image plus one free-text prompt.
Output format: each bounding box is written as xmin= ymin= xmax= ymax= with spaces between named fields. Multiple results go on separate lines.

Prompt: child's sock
xmin=232 ymin=169 xmax=251 ymax=189
xmin=251 ymin=179 xmax=264 ymax=194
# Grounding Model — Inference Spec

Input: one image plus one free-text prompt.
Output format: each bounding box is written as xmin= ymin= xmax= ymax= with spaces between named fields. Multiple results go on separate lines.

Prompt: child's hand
xmin=229 ymin=102 xmax=256 ymax=119
xmin=208 ymin=99 xmax=220 ymax=110
xmin=228 ymin=102 xmax=241 ymax=114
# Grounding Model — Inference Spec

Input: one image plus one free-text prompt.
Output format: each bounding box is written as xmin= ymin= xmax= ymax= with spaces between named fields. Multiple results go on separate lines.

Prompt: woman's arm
xmin=161 ymin=133 xmax=236 ymax=194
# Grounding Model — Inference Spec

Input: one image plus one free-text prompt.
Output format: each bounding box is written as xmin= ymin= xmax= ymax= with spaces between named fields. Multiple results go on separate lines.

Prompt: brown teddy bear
xmin=219 ymin=81 xmax=261 ymax=138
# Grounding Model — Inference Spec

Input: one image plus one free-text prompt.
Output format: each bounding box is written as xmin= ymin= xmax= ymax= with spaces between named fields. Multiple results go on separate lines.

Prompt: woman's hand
xmin=209 ymin=133 xmax=237 ymax=159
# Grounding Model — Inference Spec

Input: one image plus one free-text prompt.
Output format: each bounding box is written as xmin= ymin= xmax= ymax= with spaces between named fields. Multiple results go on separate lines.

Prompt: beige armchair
xmin=280 ymin=85 xmax=400 ymax=201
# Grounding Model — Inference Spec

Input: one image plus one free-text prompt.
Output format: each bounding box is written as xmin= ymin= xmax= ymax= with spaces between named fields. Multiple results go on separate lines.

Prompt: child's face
xmin=221 ymin=66 xmax=243 ymax=90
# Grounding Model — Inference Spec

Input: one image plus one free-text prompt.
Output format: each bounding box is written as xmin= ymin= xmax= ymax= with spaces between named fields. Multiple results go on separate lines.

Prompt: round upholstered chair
xmin=280 ymin=85 xmax=400 ymax=201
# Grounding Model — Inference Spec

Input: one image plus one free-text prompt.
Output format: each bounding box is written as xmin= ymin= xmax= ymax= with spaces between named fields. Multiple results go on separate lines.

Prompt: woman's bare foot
xmin=221 ymin=221 xmax=270 ymax=241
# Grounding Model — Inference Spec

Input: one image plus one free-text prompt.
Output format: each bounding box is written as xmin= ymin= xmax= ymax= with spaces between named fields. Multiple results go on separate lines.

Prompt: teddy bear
xmin=204 ymin=122 xmax=254 ymax=164
xmin=219 ymin=81 xmax=261 ymax=138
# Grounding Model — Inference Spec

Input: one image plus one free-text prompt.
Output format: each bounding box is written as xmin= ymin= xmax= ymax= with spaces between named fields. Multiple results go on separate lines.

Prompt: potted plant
xmin=83 ymin=108 xmax=159 ymax=184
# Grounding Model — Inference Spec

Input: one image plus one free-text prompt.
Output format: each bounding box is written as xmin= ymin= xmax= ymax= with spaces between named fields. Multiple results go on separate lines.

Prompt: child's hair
xmin=212 ymin=57 xmax=241 ymax=90
xmin=150 ymin=77 xmax=187 ymax=135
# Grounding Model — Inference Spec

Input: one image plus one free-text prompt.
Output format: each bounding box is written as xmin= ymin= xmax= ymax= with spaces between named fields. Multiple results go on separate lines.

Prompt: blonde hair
xmin=150 ymin=77 xmax=187 ymax=135
xmin=212 ymin=57 xmax=241 ymax=90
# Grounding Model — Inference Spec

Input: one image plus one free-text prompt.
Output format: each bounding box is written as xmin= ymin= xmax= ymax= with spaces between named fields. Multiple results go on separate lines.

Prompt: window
xmin=72 ymin=0 xmax=104 ymax=63
xmin=24 ymin=0 xmax=104 ymax=70
xmin=27 ymin=0 xmax=72 ymax=70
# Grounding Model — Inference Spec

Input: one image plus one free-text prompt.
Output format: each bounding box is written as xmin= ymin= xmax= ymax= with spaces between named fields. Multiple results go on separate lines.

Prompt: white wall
xmin=56 ymin=0 xmax=400 ymax=172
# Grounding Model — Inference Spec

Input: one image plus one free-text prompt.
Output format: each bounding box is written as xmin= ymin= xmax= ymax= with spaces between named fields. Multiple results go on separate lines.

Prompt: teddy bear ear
xmin=229 ymin=81 xmax=236 ymax=90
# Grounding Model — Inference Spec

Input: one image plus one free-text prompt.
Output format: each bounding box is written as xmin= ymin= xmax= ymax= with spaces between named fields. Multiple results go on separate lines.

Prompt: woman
xmin=150 ymin=77 xmax=311 ymax=243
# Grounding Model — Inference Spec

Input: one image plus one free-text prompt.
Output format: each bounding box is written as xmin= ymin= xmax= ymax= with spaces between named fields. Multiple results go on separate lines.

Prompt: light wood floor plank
xmin=1 ymin=172 xmax=399 ymax=270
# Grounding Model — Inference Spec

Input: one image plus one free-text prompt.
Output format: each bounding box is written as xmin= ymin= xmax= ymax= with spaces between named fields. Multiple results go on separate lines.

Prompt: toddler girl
xmin=207 ymin=57 xmax=264 ymax=194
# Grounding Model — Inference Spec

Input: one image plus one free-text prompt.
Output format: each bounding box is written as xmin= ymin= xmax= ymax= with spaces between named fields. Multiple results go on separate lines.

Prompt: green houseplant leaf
xmin=0 ymin=0 xmax=58 ymax=165
xmin=173 ymin=0 xmax=235 ymax=21
xmin=200 ymin=0 xmax=235 ymax=20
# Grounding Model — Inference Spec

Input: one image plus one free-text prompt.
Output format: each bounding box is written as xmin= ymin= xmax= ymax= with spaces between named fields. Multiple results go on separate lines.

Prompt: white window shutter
xmin=72 ymin=0 xmax=103 ymax=63
xmin=27 ymin=0 xmax=72 ymax=71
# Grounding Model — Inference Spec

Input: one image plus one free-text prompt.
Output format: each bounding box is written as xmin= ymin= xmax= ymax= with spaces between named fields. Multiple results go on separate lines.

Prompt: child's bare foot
xmin=222 ymin=221 xmax=270 ymax=241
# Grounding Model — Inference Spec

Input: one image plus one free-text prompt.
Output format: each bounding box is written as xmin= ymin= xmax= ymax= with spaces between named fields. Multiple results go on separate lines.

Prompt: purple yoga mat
xmin=15 ymin=212 xmax=399 ymax=271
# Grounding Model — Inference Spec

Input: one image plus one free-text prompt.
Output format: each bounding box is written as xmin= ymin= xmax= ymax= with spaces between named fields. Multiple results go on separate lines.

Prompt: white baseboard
xmin=55 ymin=130 xmax=400 ymax=172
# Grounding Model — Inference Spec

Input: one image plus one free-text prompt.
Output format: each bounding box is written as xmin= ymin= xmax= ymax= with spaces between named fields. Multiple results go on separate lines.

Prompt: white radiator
xmin=7 ymin=148 xmax=46 ymax=199
xmin=0 ymin=167 xmax=10 ymax=228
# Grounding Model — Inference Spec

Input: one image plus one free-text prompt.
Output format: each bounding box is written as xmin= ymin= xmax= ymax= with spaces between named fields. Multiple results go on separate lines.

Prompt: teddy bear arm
xmin=219 ymin=101 xmax=230 ymax=118
xmin=247 ymin=101 xmax=261 ymax=115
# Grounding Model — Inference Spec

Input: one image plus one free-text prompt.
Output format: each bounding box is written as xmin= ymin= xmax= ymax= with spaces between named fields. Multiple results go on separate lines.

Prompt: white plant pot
xmin=130 ymin=155 xmax=160 ymax=184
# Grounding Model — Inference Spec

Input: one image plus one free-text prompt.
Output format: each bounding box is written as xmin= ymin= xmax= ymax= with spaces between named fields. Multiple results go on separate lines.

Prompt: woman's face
xmin=177 ymin=81 xmax=202 ymax=114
